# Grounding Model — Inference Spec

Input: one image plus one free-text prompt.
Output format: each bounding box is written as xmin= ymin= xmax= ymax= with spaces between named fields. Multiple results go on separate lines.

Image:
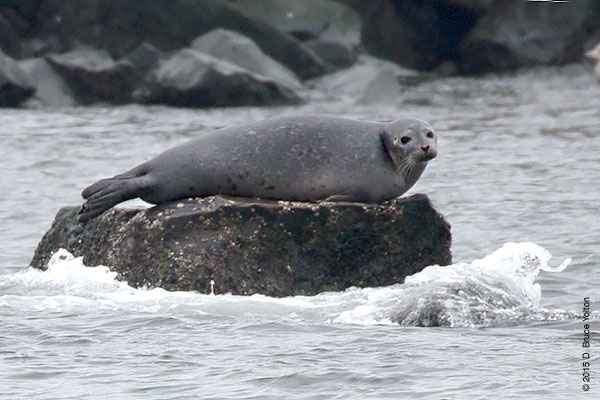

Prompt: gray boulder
xmin=30 ymin=194 xmax=452 ymax=297
xmin=343 ymin=0 xmax=478 ymax=71
xmin=136 ymin=48 xmax=302 ymax=107
xmin=120 ymin=42 xmax=164 ymax=74
xmin=45 ymin=44 xmax=146 ymax=104
xmin=460 ymin=0 xmax=600 ymax=74
xmin=0 ymin=49 xmax=34 ymax=106
xmin=309 ymin=55 xmax=421 ymax=104
xmin=226 ymin=0 xmax=362 ymax=47
xmin=304 ymin=39 xmax=358 ymax=70
xmin=35 ymin=0 xmax=326 ymax=79
xmin=191 ymin=29 xmax=302 ymax=90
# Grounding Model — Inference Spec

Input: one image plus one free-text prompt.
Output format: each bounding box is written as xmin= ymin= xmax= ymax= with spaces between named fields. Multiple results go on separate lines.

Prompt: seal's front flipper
xmin=78 ymin=174 xmax=146 ymax=223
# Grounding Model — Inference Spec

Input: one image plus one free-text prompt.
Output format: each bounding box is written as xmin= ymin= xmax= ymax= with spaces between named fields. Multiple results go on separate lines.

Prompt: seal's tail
xmin=78 ymin=173 xmax=144 ymax=223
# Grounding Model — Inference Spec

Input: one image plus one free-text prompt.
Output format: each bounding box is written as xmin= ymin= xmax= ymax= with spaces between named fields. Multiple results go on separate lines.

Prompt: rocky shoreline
xmin=2 ymin=0 xmax=599 ymax=108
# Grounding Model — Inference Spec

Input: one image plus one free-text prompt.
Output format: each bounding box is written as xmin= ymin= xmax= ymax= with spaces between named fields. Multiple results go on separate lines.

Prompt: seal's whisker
xmin=397 ymin=157 xmax=415 ymax=179
xmin=396 ymin=158 xmax=409 ymax=175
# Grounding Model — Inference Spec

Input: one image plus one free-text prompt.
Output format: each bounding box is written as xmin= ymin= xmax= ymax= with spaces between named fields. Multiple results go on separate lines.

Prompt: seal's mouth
xmin=417 ymin=146 xmax=437 ymax=162
xmin=419 ymin=151 xmax=437 ymax=162
xmin=395 ymin=148 xmax=437 ymax=178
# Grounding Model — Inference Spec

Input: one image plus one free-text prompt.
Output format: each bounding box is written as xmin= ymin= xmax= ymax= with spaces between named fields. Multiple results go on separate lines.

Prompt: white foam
xmin=335 ymin=242 xmax=573 ymax=327
xmin=0 ymin=243 xmax=574 ymax=327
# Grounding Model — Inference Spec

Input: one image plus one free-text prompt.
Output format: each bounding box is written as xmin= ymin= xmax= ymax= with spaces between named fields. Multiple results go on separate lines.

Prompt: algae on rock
xmin=31 ymin=194 xmax=452 ymax=297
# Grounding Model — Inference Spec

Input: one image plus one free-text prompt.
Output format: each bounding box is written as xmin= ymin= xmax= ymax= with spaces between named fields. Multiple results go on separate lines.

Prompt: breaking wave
xmin=0 ymin=243 xmax=577 ymax=327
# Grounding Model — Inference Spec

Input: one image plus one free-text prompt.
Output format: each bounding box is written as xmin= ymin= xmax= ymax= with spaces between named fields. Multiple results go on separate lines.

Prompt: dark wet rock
xmin=35 ymin=0 xmax=326 ymax=80
xmin=45 ymin=44 xmax=160 ymax=105
xmin=30 ymin=194 xmax=452 ymax=297
xmin=343 ymin=0 xmax=600 ymax=74
xmin=0 ymin=11 xmax=22 ymax=58
xmin=19 ymin=36 xmax=64 ymax=59
xmin=437 ymin=0 xmax=495 ymax=16
xmin=460 ymin=0 xmax=600 ymax=74
xmin=1 ymin=1 xmax=64 ymax=58
xmin=226 ymin=0 xmax=362 ymax=47
xmin=120 ymin=42 xmax=164 ymax=75
xmin=45 ymin=45 xmax=133 ymax=104
xmin=0 ymin=0 xmax=42 ymax=28
xmin=191 ymin=29 xmax=302 ymax=90
xmin=135 ymin=48 xmax=302 ymax=107
xmin=304 ymin=39 xmax=358 ymax=70
xmin=0 ymin=1 xmax=40 ymax=45
xmin=344 ymin=0 xmax=478 ymax=71
xmin=0 ymin=76 xmax=34 ymax=107
xmin=0 ymin=49 xmax=34 ymax=107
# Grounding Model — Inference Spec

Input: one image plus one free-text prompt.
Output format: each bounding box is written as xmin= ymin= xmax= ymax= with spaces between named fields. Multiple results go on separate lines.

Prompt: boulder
xmin=191 ymin=29 xmax=302 ymax=90
xmin=309 ymin=55 xmax=422 ymax=104
xmin=135 ymin=48 xmax=302 ymax=107
xmin=0 ymin=49 xmax=34 ymax=106
xmin=44 ymin=44 xmax=145 ymax=104
xmin=30 ymin=194 xmax=452 ymax=297
xmin=0 ymin=11 xmax=22 ymax=58
xmin=225 ymin=0 xmax=362 ymax=47
xmin=0 ymin=0 xmax=42 ymax=29
xmin=19 ymin=36 xmax=63 ymax=59
xmin=304 ymin=39 xmax=358 ymax=70
xmin=436 ymin=0 xmax=495 ymax=16
xmin=1 ymin=2 xmax=64 ymax=58
xmin=35 ymin=0 xmax=326 ymax=79
xmin=120 ymin=42 xmax=164 ymax=75
xmin=344 ymin=0 xmax=478 ymax=71
xmin=460 ymin=0 xmax=600 ymax=74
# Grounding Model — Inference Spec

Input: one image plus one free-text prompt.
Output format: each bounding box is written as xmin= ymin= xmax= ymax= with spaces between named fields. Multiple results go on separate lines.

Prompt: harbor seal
xmin=78 ymin=114 xmax=437 ymax=222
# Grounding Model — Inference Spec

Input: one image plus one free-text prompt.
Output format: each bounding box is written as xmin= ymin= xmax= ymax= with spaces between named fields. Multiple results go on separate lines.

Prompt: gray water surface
xmin=1 ymin=64 xmax=599 ymax=399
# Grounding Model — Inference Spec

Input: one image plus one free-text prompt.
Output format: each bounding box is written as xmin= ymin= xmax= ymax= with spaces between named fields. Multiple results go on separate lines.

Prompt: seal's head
xmin=381 ymin=118 xmax=438 ymax=177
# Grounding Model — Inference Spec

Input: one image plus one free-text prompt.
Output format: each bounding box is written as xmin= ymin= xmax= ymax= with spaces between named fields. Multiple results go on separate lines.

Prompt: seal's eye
xmin=426 ymin=131 xmax=434 ymax=139
xmin=400 ymin=136 xmax=411 ymax=145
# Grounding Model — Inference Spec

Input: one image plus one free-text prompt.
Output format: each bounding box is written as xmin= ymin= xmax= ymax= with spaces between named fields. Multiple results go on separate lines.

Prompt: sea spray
xmin=1 ymin=243 xmax=575 ymax=327
xmin=335 ymin=242 xmax=573 ymax=327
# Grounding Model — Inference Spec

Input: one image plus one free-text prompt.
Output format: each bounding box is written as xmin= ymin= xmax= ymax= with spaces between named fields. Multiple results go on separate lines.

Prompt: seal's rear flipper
xmin=78 ymin=174 xmax=145 ymax=223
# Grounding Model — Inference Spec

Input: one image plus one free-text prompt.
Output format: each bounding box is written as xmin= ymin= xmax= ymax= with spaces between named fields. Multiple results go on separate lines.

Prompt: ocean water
xmin=1 ymin=63 xmax=599 ymax=399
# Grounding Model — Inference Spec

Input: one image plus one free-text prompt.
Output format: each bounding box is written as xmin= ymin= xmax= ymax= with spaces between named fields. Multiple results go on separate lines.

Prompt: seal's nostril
xmin=421 ymin=145 xmax=430 ymax=152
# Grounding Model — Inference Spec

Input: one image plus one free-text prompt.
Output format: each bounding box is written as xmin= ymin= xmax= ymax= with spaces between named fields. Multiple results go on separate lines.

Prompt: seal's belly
xmin=219 ymin=165 xmax=406 ymax=202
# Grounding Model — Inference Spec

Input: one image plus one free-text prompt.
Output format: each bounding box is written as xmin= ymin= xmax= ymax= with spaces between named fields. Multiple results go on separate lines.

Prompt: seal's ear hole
xmin=426 ymin=131 xmax=435 ymax=139
xmin=401 ymin=136 xmax=411 ymax=145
